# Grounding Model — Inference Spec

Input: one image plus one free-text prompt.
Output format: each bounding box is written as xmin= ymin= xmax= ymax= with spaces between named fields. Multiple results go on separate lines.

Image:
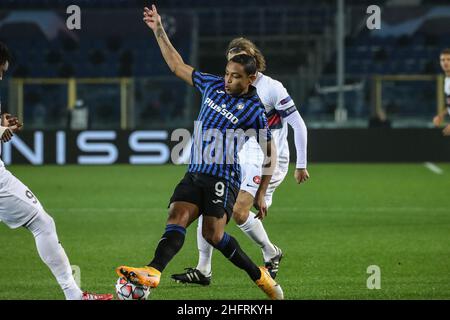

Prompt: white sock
xmin=195 ymin=215 xmax=213 ymax=276
xmin=26 ymin=211 xmax=83 ymax=300
xmin=238 ymin=211 xmax=277 ymax=262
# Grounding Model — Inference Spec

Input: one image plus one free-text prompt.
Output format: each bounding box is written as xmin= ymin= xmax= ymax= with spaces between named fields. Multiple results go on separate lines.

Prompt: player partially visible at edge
xmin=172 ymin=38 xmax=309 ymax=285
xmin=433 ymin=48 xmax=450 ymax=136
xmin=116 ymin=5 xmax=284 ymax=299
xmin=0 ymin=42 xmax=113 ymax=300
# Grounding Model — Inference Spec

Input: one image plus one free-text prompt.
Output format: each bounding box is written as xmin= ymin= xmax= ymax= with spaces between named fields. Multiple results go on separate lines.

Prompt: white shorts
xmin=240 ymin=163 xmax=288 ymax=208
xmin=0 ymin=167 xmax=44 ymax=229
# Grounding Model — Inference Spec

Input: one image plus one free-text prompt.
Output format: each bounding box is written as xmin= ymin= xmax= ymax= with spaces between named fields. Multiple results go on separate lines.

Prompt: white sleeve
xmin=284 ymin=110 xmax=307 ymax=169
xmin=271 ymin=80 xmax=295 ymax=113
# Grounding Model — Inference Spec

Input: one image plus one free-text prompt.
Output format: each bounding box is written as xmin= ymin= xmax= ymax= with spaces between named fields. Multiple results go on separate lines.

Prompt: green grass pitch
xmin=0 ymin=164 xmax=449 ymax=300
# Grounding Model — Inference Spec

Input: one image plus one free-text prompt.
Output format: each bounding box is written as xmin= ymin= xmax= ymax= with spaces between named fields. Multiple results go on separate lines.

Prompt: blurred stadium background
xmin=0 ymin=0 xmax=449 ymax=300
xmin=1 ymin=0 xmax=449 ymax=131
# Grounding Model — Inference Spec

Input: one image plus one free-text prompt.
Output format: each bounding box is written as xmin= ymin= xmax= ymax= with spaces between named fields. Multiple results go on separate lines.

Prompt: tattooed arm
xmin=143 ymin=5 xmax=194 ymax=85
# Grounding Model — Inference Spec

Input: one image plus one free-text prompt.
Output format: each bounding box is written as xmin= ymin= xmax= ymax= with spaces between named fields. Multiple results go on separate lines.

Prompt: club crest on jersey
xmin=253 ymin=176 xmax=261 ymax=184
xmin=236 ymin=103 xmax=245 ymax=110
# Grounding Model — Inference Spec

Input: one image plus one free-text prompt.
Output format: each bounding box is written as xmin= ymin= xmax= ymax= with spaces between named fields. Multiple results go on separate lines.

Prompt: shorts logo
xmin=253 ymin=176 xmax=261 ymax=184
xmin=212 ymin=199 xmax=223 ymax=204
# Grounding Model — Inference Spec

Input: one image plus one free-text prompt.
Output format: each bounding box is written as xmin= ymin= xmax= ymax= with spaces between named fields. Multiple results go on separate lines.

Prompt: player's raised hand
xmin=143 ymin=4 xmax=162 ymax=32
xmin=2 ymin=113 xmax=23 ymax=132
xmin=1 ymin=113 xmax=23 ymax=133
xmin=8 ymin=123 xmax=22 ymax=133
xmin=294 ymin=168 xmax=309 ymax=184
xmin=254 ymin=193 xmax=268 ymax=220
xmin=9 ymin=116 xmax=24 ymax=132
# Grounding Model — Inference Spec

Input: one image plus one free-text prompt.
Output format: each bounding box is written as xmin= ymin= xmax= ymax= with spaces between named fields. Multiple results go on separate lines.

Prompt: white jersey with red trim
xmin=238 ymin=72 xmax=296 ymax=172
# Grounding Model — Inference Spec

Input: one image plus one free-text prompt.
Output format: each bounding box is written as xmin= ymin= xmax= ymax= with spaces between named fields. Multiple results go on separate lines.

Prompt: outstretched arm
xmin=143 ymin=5 xmax=194 ymax=85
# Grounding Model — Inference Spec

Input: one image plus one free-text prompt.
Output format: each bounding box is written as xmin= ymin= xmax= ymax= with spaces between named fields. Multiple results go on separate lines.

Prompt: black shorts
xmin=169 ymin=172 xmax=239 ymax=222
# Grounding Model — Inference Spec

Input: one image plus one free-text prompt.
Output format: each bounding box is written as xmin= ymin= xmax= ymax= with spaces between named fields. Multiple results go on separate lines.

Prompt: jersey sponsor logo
xmin=204 ymin=97 xmax=239 ymax=124
xmin=253 ymin=175 xmax=261 ymax=184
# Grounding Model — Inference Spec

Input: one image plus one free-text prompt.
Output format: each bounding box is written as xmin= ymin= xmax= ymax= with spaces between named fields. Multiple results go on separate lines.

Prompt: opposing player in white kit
xmin=172 ymin=37 xmax=309 ymax=285
xmin=0 ymin=42 xmax=112 ymax=300
xmin=433 ymin=48 xmax=450 ymax=136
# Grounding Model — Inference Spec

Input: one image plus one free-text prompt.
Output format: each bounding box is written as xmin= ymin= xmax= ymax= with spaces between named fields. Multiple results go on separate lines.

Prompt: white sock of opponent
xmin=238 ymin=211 xmax=277 ymax=262
xmin=195 ymin=215 xmax=213 ymax=276
xmin=25 ymin=212 xmax=83 ymax=300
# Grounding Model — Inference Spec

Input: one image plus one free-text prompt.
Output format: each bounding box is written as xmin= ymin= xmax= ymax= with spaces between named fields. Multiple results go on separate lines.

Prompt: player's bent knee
xmin=167 ymin=206 xmax=190 ymax=227
xmin=203 ymin=235 xmax=221 ymax=247
xmin=201 ymin=229 xmax=222 ymax=246
xmin=25 ymin=210 xmax=56 ymax=237
xmin=232 ymin=206 xmax=249 ymax=225
xmin=232 ymin=192 xmax=253 ymax=225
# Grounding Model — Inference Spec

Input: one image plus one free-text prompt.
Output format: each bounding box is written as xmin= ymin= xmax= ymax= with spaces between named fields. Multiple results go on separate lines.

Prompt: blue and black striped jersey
xmin=189 ymin=70 xmax=271 ymax=187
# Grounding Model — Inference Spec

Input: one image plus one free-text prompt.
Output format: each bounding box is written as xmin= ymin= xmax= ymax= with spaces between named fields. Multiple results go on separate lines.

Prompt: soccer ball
xmin=115 ymin=277 xmax=151 ymax=300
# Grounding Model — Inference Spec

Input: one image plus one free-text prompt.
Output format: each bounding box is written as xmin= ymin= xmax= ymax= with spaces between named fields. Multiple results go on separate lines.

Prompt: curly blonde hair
xmin=226 ymin=37 xmax=266 ymax=72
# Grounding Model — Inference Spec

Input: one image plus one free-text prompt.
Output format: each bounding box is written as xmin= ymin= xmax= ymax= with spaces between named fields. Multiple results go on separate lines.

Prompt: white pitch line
xmin=424 ymin=162 xmax=443 ymax=175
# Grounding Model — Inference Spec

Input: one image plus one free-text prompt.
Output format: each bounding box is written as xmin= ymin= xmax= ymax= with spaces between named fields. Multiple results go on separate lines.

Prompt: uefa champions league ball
xmin=115 ymin=277 xmax=151 ymax=300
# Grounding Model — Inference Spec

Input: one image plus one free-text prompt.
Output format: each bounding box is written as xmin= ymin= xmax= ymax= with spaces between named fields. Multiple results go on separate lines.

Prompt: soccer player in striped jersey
xmin=433 ymin=48 xmax=450 ymax=136
xmin=116 ymin=5 xmax=283 ymax=299
xmin=172 ymin=38 xmax=309 ymax=285
xmin=0 ymin=42 xmax=112 ymax=300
